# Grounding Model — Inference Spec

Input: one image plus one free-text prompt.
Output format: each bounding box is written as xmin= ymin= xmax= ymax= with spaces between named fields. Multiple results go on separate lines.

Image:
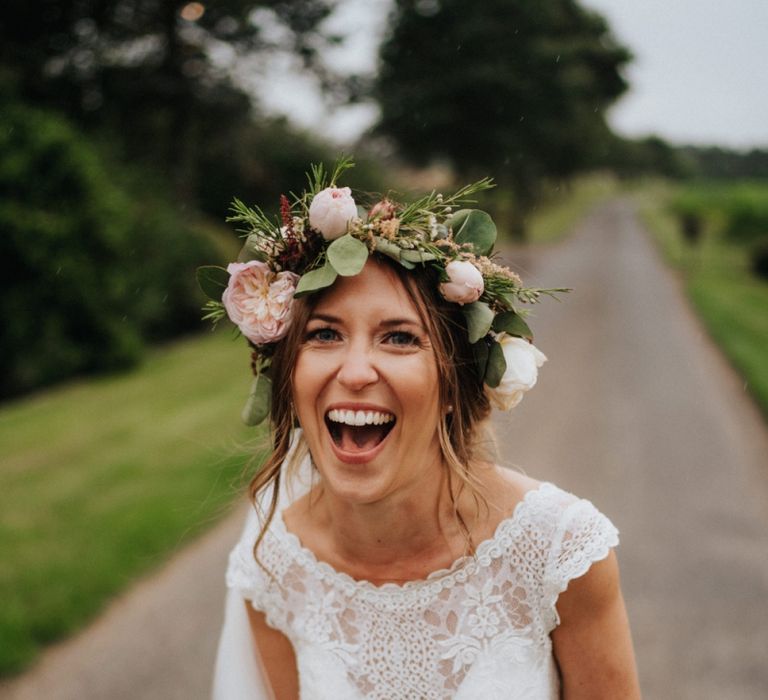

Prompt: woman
xmin=206 ymin=161 xmax=640 ymax=699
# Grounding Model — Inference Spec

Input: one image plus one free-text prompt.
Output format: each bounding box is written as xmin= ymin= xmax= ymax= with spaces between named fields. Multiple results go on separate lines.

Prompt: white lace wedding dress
xmin=212 ymin=457 xmax=618 ymax=699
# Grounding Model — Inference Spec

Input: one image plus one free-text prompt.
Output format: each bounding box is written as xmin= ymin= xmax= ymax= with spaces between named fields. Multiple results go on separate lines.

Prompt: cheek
xmin=292 ymin=350 xmax=335 ymax=410
xmin=398 ymin=361 xmax=441 ymax=413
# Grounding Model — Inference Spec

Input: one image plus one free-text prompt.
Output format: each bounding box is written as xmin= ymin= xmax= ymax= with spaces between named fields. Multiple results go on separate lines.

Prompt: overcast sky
xmin=248 ymin=0 xmax=768 ymax=149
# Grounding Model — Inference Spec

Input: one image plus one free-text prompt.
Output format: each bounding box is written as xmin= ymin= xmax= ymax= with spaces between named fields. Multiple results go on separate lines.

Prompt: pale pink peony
xmin=485 ymin=334 xmax=548 ymax=410
xmin=308 ymin=186 xmax=357 ymax=240
xmin=439 ymin=260 xmax=484 ymax=305
xmin=222 ymin=261 xmax=300 ymax=345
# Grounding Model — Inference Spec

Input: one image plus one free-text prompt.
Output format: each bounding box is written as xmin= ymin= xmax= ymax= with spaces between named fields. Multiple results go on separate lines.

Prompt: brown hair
xmin=248 ymin=254 xmax=493 ymax=556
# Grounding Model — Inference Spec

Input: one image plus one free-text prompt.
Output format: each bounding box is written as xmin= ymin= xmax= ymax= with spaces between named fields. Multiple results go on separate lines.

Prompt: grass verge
xmin=638 ymin=182 xmax=768 ymax=418
xmin=0 ymin=330 xmax=264 ymax=675
xmin=526 ymin=172 xmax=621 ymax=244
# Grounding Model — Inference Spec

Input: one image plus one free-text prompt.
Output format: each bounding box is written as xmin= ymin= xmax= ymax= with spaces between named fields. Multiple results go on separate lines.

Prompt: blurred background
xmin=1 ymin=1 xmax=766 ymax=698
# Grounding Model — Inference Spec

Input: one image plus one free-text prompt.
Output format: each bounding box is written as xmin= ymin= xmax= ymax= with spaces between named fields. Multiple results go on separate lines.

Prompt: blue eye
xmin=307 ymin=327 xmax=338 ymax=343
xmin=386 ymin=331 xmax=419 ymax=347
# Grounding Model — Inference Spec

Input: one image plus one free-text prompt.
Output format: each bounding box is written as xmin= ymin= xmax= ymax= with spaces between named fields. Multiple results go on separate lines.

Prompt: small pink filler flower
xmin=222 ymin=261 xmax=299 ymax=345
xmin=439 ymin=260 xmax=484 ymax=305
xmin=308 ymin=186 xmax=357 ymax=240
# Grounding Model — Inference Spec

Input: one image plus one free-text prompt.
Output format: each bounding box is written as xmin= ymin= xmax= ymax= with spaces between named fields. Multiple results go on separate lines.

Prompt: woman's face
xmin=292 ymin=260 xmax=443 ymax=505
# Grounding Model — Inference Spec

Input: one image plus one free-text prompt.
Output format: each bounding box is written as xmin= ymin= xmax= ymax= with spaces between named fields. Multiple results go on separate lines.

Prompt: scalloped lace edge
xmin=542 ymin=526 xmax=619 ymax=631
xmin=266 ymin=481 xmax=559 ymax=598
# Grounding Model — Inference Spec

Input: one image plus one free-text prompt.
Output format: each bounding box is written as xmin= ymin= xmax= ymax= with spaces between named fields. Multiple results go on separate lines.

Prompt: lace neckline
xmin=272 ymin=481 xmax=556 ymax=596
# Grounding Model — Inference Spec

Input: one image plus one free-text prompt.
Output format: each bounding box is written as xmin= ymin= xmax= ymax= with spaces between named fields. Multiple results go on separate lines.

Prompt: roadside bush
xmin=0 ymin=100 xmax=220 ymax=398
xmin=669 ymin=183 xmax=768 ymax=250
xmin=751 ymin=238 xmax=768 ymax=280
xmin=722 ymin=191 xmax=768 ymax=245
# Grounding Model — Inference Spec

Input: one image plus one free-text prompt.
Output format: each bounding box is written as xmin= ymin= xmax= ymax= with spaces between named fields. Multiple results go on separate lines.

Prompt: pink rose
xmin=439 ymin=260 xmax=484 ymax=305
xmin=485 ymin=335 xmax=548 ymax=410
xmin=308 ymin=186 xmax=357 ymax=240
xmin=222 ymin=261 xmax=300 ymax=345
xmin=369 ymin=199 xmax=397 ymax=220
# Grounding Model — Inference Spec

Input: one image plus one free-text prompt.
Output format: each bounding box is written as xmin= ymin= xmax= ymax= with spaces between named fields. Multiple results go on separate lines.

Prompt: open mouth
xmin=325 ymin=408 xmax=396 ymax=453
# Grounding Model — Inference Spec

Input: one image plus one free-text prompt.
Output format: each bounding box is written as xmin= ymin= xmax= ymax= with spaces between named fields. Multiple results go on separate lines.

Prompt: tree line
xmin=1 ymin=0 xmax=763 ymax=398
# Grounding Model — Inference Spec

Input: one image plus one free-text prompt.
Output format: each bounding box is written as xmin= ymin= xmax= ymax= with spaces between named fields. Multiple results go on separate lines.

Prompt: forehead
xmin=311 ymin=259 xmax=424 ymax=322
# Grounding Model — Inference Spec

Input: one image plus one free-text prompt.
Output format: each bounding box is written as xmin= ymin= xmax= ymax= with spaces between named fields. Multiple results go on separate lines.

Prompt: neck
xmin=312 ymin=458 xmax=470 ymax=582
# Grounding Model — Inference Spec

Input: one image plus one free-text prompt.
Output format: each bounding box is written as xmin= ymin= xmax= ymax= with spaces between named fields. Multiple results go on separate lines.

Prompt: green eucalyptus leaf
xmin=373 ymin=236 xmax=401 ymax=260
xmin=449 ymin=209 xmax=497 ymax=256
xmin=472 ymin=339 xmax=489 ymax=380
xmin=372 ymin=236 xmax=416 ymax=269
xmin=196 ymin=265 xmax=229 ymax=301
xmin=492 ymin=310 xmax=533 ymax=340
xmin=484 ymin=340 xmax=507 ymax=389
xmin=462 ymin=301 xmax=494 ymax=344
xmin=400 ymin=249 xmax=437 ymax=263
xmin=241 ymin=374 xmax=271 ymax=426
xmin=327 ymin=235 xmax=369 ymax=276
xmin=294 ymin=262 xmax=338 ymax=298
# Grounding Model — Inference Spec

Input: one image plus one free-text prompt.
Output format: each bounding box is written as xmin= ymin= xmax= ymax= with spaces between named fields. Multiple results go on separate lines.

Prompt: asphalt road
xmin=2 ymin=197 xmax=767 ymax=699
xmin=493 ymin=198 xmax=768 ymax=699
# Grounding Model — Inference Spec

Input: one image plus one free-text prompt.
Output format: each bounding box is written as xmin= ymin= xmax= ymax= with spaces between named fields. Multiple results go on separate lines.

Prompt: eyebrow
xmin=307 ymin=313 xmax=426 ymax=332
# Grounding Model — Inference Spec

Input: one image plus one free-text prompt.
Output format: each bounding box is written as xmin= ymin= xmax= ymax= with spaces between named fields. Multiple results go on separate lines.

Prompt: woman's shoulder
xmin=480 ymin=465 xmax=575 ymax=522
xmin=480 ymin=467 xmax=618 ymax=555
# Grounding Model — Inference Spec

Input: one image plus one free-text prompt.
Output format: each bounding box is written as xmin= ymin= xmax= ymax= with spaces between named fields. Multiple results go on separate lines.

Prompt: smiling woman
xmin=291 ymin=260 xmax=464 ymax=506
xmin=207 ymin=161 xmax=640 ymax=700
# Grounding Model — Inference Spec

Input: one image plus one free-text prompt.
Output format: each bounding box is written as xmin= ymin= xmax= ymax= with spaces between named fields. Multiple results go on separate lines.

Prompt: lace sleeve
xmin=225 ymin=507 xmax=269 ymax=605
xmin=214 ymin=507 xmax=274 ymax=700
xmin=542 ymin=496 xmax=619 ymax=631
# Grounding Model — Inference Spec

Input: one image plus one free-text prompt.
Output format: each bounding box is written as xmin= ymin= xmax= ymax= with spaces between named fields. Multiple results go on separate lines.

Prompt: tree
xmin=0 ymin=96 xmax=223 ymax=397
xmin=374 ymin=0 xmax=631 ymax=237
xmin=0 ymin=1 xmax=340 ymax=205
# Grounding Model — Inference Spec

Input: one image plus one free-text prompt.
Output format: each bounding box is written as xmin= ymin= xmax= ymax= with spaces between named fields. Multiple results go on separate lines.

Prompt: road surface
xmin=2 ymin=197 xmax=767 ymax=699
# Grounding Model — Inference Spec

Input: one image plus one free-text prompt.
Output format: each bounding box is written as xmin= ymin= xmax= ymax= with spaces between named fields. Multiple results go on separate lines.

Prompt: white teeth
xmin=327 ymin=409 xmax=395 ymax=426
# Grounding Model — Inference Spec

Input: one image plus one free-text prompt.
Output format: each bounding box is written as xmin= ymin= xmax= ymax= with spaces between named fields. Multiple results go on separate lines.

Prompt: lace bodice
xmin=225 ymin=480 xmax=618 ymax=700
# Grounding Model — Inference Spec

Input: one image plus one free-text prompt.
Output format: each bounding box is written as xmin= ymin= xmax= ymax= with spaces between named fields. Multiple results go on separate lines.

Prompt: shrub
xmin=751 ymin=238 xmax=768 ymax=280
xmin=722 ymin=193 xmax=768 ymax=246
xmin=0 ymin=100 xmax=220 ymax=398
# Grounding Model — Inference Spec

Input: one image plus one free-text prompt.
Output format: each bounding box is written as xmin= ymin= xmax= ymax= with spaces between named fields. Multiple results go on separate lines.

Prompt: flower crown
xmin=197 ymin=158 xmax=568 ymax=425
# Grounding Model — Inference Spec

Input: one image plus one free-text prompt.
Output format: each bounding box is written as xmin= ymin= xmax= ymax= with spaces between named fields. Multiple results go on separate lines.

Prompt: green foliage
xmin=0 ymin=331 xmax=259 ymax=675
xmin=524 ymin=172 xmax=620 ymax=244
xmin=602 ymin=135 xmax=689 ymax=179
xmin=374 ymin=0 xmax=631 ymax=233
xmin=463 ymin=302 xmax=494 ymax=344
xmin=484 ymin=340 xmax=507 ymax=389
xmin=0 ymin=1 xmax=342 ymax=215
xmin=668 ymin=183 xmax=768 ymax=277
xmin=242 ymin=373 xmax=272 ymax=426
xmin=197 ymin=266 xmax=231 ymax=301
xmin=492 ymin=311 xmax=533 ymax=341
xmin=294 ymin=261 xmax=338 ymax=297
xmin=751 ymin=238 xmax=768 ymax=280
xmin=721 ymin=190 xmax=768 ymax=245
xmin=640 ymin=182 xmax=768 ymax=418
xmin=306 ymin=156 xmax=356 ymax=197
xmin=449 ymin=209 xmax=497 ymax=256
xmin=327 ymin=234 xmax=369 ymax=276
xmin=0 ymin=99 xmax=221 ymax=397
xmin=677 ymin=145 xmax=768 ymax=180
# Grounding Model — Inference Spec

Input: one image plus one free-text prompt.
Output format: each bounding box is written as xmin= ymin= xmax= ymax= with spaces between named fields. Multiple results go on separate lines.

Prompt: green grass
xmin=0 ymin=330 xmax=266 ymax=675
xmin=526 ymin=172 xmax=621 ymax=243
xmin=639 ymin=181 xmax=768 ymax=418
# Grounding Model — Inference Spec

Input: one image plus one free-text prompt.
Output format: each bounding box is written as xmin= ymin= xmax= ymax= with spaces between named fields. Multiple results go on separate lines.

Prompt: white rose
xmin=439 ymin=260 xmax=484 ymax=305
xmin=308 ymin=186 xmax=357 ymax=240
xmin=486 ymin=334 xmax=547 ymax=410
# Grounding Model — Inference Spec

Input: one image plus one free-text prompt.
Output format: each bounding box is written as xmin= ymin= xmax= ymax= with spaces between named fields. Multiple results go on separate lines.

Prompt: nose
xmin=336 ymin=343 xmax=379 ymax=391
